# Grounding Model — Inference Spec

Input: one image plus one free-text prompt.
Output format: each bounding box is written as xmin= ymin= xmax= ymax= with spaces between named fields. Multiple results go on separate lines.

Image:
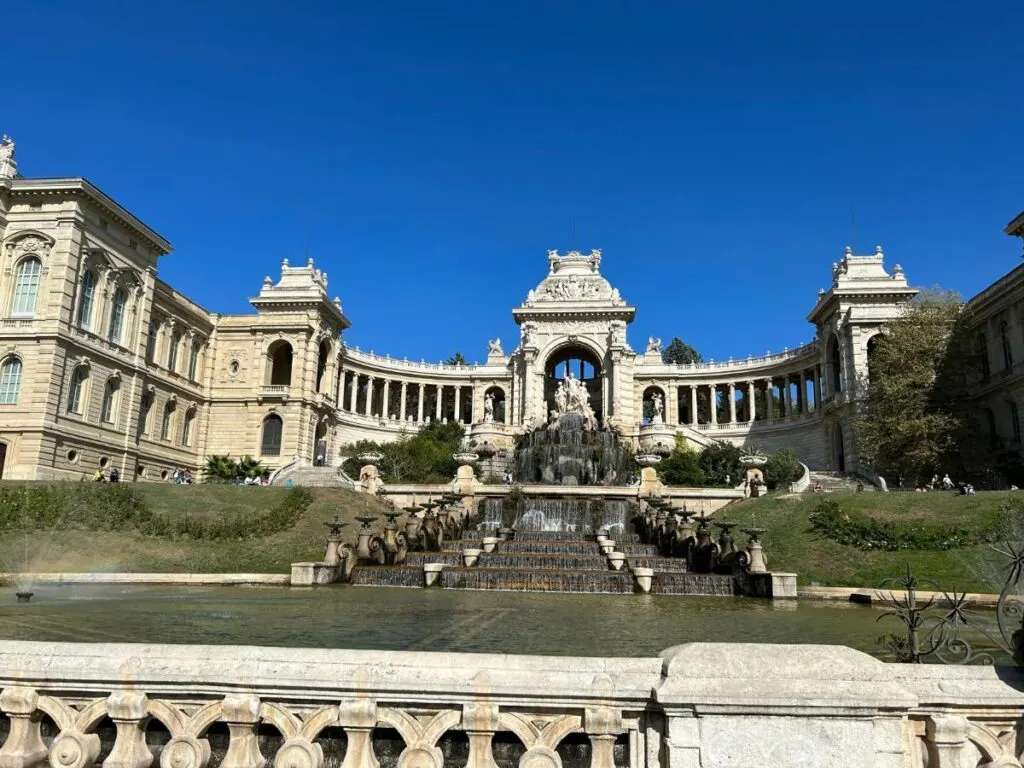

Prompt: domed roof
xmin=518 ymin=249 xmax=629 ymax=308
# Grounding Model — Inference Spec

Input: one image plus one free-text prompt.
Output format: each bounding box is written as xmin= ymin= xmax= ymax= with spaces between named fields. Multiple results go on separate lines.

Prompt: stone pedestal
xmin=632 ymin=567 xmax=654 ymax=594
xmin=423 ymin=563 xmax=444 ymax=587
xmin=290 ymin=562 xmax=338 ymax=586
xmin=454 ymin=464 xmax=479 ymax=496
xmin=637 ymin=467 xmax=663 ymax=495
xmin=358 ymin=464 xmax=383 ymax=495
xmin=462 ymin=548 xmax=482 ymax=567
xmin=744 ymin=572 xmax=798 ymax=599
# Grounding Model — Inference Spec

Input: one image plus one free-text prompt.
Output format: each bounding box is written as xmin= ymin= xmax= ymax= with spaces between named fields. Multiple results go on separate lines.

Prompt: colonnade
xmin=646 ymin=365 xmax=824 ymax=427
xmin=337 ymin=371 xmax=476 ymax=425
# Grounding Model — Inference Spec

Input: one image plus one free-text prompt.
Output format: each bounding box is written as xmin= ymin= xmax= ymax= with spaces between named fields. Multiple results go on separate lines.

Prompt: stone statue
xmin=554 ymin=380 xmax=567 ymax=413
xmin=488 ymin=338 xmax=504 ymax=356
xmin=0 ymin=135 xmax=15 ymax=180
xmin=650 ymin=392 xmax=664 ymax=424
xmin=646 ymin=336 xmax=662 ymax=355
xmin=483 ymin=392 xmax=495 ymax=423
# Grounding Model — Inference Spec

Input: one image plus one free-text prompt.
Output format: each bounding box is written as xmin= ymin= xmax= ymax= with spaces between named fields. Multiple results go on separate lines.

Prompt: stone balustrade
xmin=0 ymin=640 xmax=1020 ymax=768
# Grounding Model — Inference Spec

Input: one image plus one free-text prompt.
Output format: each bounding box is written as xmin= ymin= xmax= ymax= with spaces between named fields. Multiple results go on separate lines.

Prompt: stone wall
xmin=0 ymin=640 xmax=1018 ymax=768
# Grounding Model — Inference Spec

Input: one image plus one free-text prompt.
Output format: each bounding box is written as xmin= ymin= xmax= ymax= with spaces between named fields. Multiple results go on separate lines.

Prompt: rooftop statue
xmin=646 ymin=336 xmax=662 ymax=355
xmin=488 ymin=338 xmax=504 ymax=357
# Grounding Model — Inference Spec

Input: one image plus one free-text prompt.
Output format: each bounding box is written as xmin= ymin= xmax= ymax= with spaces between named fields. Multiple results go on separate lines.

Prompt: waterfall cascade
xmin=513 ymin=414 xmax=632 ymax=485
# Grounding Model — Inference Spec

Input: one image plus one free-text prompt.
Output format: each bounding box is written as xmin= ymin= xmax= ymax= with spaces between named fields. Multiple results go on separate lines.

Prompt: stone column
xmin=338 ymin=701 xmax=378 ymax=768
xmin=381 ymin=380 xmax=390 ymax=419
xmin=221 ymin=695 xmax=265 ymax=768
xmin=0 ymin=687 xmax=48 ymax=768
xmin=812 ymin=367 xmax=820 ymax=411
xmin=417 ymin=383 xmax=425 ymax=422
xmin=348 ymin=374 xmax=358 ymax=412
xmin=709 ymin=384 xmax=717 ymax=425
xmin=104 ymin=691 xmax=152 ymax=768
xmin=435 ymin=385 xmax=443 ymax=421
xmin=363 ymin=377 xmax=374 ymax=416
xmin=689 ymin=386 xmax=697 ymax=425
xmin=747 ymin=380 xmax=756 ymax=422
xmin=799 ymin=370 xmax=807 ymax=413
xmin=764 ymin=378 xmax=775 ymax=420
xmin=728 ymin=383 xmax=737 ymax=424
xmin=783 ymin=375 xmax=792 ymax=419
xmin=454 ymin=386 xmax=461 ymax=423
xmin=601 ymin=371 xmax=609 ymax=423
xmin=400 ymin=381 xmax=408 ymax=420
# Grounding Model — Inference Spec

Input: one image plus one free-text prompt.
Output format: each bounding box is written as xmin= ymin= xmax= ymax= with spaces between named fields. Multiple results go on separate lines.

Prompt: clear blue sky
xmin=5 ymin=1 xmax=1022 ymax=363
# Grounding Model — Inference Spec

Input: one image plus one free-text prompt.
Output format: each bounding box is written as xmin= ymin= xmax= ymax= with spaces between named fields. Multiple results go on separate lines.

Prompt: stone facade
xmin=0 ymin=138 xmax=932 ymax=480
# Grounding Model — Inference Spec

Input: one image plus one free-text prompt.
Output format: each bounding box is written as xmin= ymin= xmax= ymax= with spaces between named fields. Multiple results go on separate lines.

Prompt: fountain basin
xmin=632 ymin=567 xmax=654 ymax=594
xmin=481 ymin=536 xmax=501 ymax=553
xmin=462 ymin=548 xmax=483 ymax=567
xmin=607 ymin=553 xmax=626 ymax=571
xmin=423 ymin=563 xmax=445 ymax=587
xmin=600 ymin=540 xmax=616 ymax=556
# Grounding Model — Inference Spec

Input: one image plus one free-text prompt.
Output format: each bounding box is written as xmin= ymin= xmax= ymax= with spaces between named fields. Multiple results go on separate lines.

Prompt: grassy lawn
xmin=717 ymin=491 xmax=1013 ymax=592
xmin=0 ymin=484 xmax=387 ymax=574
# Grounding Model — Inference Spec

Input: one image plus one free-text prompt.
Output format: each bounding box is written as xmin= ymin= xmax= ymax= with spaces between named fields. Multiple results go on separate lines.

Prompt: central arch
xmin=543 ymin=342 xmax=603 ymax=425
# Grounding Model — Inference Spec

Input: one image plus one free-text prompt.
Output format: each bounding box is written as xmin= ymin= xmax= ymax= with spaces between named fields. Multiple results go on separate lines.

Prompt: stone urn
xmin=481 ymin=536 xmax=501 ymax=553
xmin=452 ymin=452 xmax=480 ymax=465
xmin=634 ymin=454 xmax=662 ymax=468
xmin=423 ymin=563 xmax=445 ymax=587
xmin=607 ymin=552 xmax=626 ymax=571
xmin=632 ymin=567 xmax=654 ymax=594
xmin=475 ymin=442 xmax=498 ymax=459
xmin=462 ymin=548 xmax=483 ymax=567
xmin=600 ymin=539 xmax=616 ymax=556
xmin=739 ymin=453 xmax=768 ymax=468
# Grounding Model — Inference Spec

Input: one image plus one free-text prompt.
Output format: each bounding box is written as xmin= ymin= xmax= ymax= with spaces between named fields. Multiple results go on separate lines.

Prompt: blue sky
xmin=4 ymin=1 xmax=1022 ymax=363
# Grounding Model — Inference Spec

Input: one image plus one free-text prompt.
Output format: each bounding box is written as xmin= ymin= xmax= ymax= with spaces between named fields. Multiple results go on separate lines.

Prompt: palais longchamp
xmin=0 ymin=135 xmax=1022 ymax=483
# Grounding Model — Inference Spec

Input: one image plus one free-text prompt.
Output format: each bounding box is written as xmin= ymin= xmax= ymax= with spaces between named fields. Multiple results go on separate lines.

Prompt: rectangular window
xmin=168 ymin=334 xmax=180 ymax=373
xmin=146 ymin=324 xmax=157 ymax=362
xmin=67 ymin=370 xmax=85 ymax=414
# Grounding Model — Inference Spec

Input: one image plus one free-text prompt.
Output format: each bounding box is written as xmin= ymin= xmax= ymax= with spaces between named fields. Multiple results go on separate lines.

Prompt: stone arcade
xmin=2 ymin=134 xmax=1023 ymax=482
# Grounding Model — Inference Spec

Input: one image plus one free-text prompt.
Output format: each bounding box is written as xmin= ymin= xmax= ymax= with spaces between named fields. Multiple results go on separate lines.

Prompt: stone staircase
xmin=808 ymin=471 xmax=875 ymax=493
xmin=273 ymin=464 xmax=354 ymax=488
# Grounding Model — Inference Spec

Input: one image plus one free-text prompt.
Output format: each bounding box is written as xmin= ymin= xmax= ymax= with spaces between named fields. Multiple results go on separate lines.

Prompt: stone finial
xmin=263 ymin=276 xmax=273 ymax=287
xmin=307 ymin=257 xmax=314 ymax=267
xmin=282 ymin=258 xmax=289 ymax=268
xmin=875 ymin=245 xmax=883 ymax=255
xmin=844 ymin=246 xmax=852 ymax=255
xmin=334 ymin=296 xmax=342 ymax=310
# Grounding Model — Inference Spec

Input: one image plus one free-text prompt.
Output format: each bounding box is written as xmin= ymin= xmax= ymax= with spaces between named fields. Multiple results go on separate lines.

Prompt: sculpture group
xmin=550 ymin=372 xmax=598 ymax=430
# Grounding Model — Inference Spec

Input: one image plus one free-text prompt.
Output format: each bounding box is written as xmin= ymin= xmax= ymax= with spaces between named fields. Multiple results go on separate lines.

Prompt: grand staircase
xmin=808 ymin=471 xmax=875 ymax=492
xmin=349 ymin=529 xmax=736 ymax=595
xmin=272 ymin=464 xmax=354 ymax=488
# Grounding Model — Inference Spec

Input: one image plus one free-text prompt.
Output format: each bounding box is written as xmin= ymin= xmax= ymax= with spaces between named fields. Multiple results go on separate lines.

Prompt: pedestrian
xmin=109 ymin=467 xmax=120 ymax=483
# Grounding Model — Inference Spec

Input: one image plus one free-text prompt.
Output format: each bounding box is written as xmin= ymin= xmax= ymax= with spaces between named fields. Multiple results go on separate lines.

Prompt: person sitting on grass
xmin=93 ymin=469 xmax=105 ymax=482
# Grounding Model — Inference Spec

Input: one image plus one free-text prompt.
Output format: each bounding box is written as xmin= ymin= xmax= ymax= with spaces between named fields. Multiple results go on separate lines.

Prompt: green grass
xmin=718 ymin=491 xmax=1012 ymax=592
xmin=0 ymin=484 xmax=387 ymax=574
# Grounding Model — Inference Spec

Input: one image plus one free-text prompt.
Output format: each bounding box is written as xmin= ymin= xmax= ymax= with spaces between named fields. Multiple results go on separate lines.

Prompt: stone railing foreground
xmin=0 ymin=640 xmax=1020 ymax=768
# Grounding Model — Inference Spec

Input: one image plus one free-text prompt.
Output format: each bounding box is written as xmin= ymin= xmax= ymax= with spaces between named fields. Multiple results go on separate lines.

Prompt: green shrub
xmin=698 ymin=443 xmax=742 ymax=486
xmin=765 ymin=449 xmax=802 ymax=489
xmin=658 ymin=446 xmax=706 ymax=486
xmin=808 ymin=498 xmax=978 ymax=550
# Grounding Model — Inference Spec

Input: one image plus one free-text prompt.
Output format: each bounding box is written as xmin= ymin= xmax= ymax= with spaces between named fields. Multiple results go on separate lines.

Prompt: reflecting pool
xmin=0 ymin=583 xmax=1000 ymax=661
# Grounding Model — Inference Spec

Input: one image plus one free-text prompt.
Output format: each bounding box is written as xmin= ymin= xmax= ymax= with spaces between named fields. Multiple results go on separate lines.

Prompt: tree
xmin=339 ymin=421 xmax=471 ymax=483
xmin=764 ymin=449 xmax=802 ymax=489
xmin=446 ymin=352 xmax=467 ymax=365
xmin=854 ymin=290 xmax=993 ymax=485
xmin=657 ymin=440 xmax=706 ymax=486
xmin=698 ymin=442 xmax=742 ymax=486
xmin=662 ymin=337 xmax=703 ymax=365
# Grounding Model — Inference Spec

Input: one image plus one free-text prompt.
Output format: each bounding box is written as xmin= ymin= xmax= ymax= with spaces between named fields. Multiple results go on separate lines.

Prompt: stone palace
xmin=0 ymin=134 xmax=1021 ymax=482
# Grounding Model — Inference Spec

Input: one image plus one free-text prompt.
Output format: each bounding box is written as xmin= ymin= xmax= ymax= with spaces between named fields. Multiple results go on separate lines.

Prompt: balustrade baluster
xmin=221 ymin=695 xmax=265 ymax=768
xmin=0 ymin=688 xmax=47 ymax=768
xmin=103 ymin=692 xmax=152 ymax=768
xmin=338 ymin=701 xmax=379 ymax=768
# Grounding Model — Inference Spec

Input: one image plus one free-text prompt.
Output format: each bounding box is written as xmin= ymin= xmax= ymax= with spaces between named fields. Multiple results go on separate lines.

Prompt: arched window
xmin=642 ymin=386 xmax=667 ymax=425
xmin=66 ymin=366 xmax=88 ymax=414
xmin=101 ymin=378 xmax=119 ymax=424
xmin=866 ymin=334 xmax=883 ymax=384
xmin=0 ymin=357 xmax=23 ymax=405
xmin=315 ymin=340 xmax=329 ymax=392
xmin=1001 ymin=321 xmax=1013 ymax=371
xmin=12 ymin=258 xmax=42 ymax=316
xmin=76 ymin=270 xmax=96 ymax=329
xmin=826 ymin=335 xmax=843 ymax=394
xmin=261 ymin=414 xmax=283 ymax=455
xmin=187 ymin=343 xmax=199 ymax=381
xmin=979 ymin=333 xmax=991 ymax=379
xmin=161 ymin=401 xmax=176 ymax=441
xmin=1011 ymin=401 xmax=1021 ymax=445
xmin=182 ymin=408 xmax=196 ymax=447
xmin=167 ymin=333 xmax=181 ymax=373
xmin=267 ymin=341 xmax=293 ymax=386
xmin=108 ymin=290 xmax=127 ymax=345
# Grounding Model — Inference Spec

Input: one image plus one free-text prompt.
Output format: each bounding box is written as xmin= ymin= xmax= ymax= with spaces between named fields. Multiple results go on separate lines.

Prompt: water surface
xmin=0 ymin=584 xmax=937 ymax=658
